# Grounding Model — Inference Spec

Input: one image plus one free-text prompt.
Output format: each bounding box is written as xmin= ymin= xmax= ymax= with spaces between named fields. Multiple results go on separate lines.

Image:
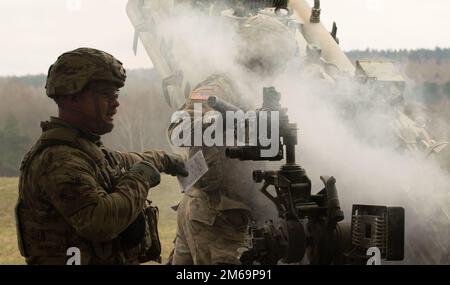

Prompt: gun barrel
xmin=207 ymin=96 xmax=242 ymax=113
xmin=288 ymin=0 xmax=355 ymax=75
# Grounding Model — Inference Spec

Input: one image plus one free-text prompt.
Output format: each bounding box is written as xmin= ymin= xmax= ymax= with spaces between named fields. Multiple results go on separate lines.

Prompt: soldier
xmin=15 ymin=47 xmax=188 ymax=265
xmin=168 ymin=14 xmax=298 ymax=265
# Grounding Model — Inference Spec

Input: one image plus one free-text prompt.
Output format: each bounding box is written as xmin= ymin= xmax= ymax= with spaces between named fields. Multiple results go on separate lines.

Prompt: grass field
xmin=0 ymin=176 xmax=182 ymax=265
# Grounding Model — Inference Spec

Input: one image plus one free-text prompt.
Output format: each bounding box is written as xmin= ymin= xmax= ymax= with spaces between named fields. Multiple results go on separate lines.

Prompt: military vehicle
xmin=126 ymin=0 xmax=447 ymax=157
xmin=126 ymin=0 xmax=449 ymax=264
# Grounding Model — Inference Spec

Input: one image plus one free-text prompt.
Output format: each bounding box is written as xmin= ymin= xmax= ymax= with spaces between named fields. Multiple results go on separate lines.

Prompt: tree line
xmin=1 ymin=48 xmax=450 ymax=176
xmin=0 ymin=69 xmax=173 ymax=176
xmin=346 ymin=47 xmax=450 ymax=63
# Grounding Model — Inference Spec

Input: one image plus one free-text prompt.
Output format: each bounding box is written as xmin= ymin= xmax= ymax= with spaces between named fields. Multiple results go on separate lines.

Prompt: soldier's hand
xmin=165 ymin=154 xmax=189 ymax=177
xmin=129 ymin=161 xmax=161 ymax=188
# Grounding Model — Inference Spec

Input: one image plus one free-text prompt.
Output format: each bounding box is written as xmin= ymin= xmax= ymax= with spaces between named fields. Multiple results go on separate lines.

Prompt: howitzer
xmin=126 ymin=0 xmax=447 ymax=159
xmin=209 ymin=87 xmax=405 ymax=265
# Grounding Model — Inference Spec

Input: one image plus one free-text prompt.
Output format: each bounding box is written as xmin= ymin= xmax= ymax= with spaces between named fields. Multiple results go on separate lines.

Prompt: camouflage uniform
xmin=15 ymin=48 xmax=185 ymax=265
xmin=169 ymin=75 xmax=272 ymax=265
xmin=16 ymin=117 xmax=174 ymax=265
xmin=167 ymin=13 xmax=299 ymax=265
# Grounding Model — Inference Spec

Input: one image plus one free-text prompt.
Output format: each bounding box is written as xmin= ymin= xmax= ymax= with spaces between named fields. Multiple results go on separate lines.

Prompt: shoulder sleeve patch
xmin=189 ymin=91 xmax=210 ymax=101
xmin=189 ymin=86 xmax=215 ymax=102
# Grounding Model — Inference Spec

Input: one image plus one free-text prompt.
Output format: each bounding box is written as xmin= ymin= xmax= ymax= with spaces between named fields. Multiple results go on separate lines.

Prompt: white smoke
xmin=156 ymin=4 xmax=450 ymax=264
xmin=157 ymin=4 xmax=240 ymax=86
xmin=275 ymin=63 xmax=450 ymax=265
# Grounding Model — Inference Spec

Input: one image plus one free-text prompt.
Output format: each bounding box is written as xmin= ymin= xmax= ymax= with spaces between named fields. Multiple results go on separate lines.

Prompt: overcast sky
xmin=0 ymin=0 xmax=449 ymax=76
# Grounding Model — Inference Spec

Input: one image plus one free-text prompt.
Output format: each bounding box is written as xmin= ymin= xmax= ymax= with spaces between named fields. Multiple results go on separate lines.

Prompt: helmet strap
xmin=93 ymin=93 xmax=105 ymax=133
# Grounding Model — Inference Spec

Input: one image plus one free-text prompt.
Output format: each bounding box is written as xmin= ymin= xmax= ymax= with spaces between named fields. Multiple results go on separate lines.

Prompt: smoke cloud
xmin=155 ymin=3 xmax=449 ymax=264
xmin=276 ymin=63 xmax=450 ymax=264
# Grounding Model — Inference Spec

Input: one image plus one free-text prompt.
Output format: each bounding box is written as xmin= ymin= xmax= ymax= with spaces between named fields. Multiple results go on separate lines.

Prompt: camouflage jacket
xmin=168 ymin=75 xmax=275 ymax=223
xmin=16 ymin=117 xmax=171 ymax=265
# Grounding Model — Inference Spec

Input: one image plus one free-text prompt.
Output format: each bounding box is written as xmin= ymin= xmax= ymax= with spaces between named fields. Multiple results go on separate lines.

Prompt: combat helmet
xmin=45 ymin=47 xmax=127 ymax=98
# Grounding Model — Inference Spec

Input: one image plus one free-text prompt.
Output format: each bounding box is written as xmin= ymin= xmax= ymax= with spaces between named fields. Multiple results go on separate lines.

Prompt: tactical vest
xmin=16 ymin=124 xmax=160 ymax=264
